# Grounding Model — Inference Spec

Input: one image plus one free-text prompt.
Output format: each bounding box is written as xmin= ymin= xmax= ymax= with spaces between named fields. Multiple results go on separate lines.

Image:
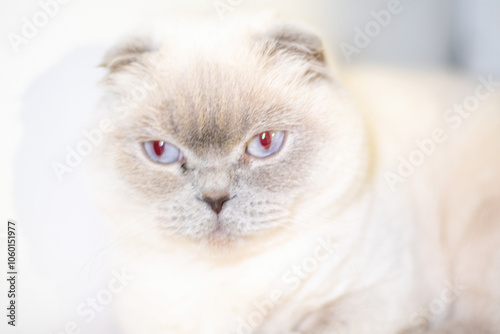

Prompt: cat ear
xmin=99 ymin=35 xmax=158 ymax=72
xmin=260 ymin=23 xmax=328 ymax=78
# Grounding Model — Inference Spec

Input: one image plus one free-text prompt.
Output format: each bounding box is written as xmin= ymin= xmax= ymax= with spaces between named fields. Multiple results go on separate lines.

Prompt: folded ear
xmin=99 ymin=35 xmax=158 ymax=72
xmin=260 ymin=23 xmax=328 ymax=79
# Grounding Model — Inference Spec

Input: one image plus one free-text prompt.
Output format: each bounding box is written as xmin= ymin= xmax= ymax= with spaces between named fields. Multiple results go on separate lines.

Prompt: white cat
xmin=87 ymin=14 xmax=500 ymax=334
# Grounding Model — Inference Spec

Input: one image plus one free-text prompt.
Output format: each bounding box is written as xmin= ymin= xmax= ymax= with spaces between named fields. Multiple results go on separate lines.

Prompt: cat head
xmin=89 ymin=16 xmax=368 ymax=251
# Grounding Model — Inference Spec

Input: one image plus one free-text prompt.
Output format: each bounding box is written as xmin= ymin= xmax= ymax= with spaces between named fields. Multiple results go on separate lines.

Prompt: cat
xmin=86 ymin=13 xmax=500 ymax=334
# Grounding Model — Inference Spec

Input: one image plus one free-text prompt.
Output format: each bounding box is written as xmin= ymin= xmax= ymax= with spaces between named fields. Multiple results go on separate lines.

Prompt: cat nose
xmin=202 ymin=191 xmax=231 ymax=214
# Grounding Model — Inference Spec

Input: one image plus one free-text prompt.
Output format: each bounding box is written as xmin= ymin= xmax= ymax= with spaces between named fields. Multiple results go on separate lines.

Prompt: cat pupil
xmin=259 ymin=131 xmax=273 ymax=150
xmin=153 ymin=141 xmax=165 ymax=156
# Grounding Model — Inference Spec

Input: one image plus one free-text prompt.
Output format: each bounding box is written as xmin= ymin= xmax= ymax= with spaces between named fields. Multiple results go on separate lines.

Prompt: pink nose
xmin=202 ymin=192 xmax=230 ymax=214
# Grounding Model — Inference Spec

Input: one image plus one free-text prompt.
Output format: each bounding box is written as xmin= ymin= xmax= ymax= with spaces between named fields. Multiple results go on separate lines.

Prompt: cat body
xmin=88 ymin=14 xmax=500 ymax=334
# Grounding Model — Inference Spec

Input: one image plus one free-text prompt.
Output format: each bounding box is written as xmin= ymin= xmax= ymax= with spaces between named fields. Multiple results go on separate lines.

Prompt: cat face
xmin=92 ymin=17 xmax=368 ymax=248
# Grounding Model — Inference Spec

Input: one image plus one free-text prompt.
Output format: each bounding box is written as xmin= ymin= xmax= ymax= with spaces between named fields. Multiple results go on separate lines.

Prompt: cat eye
xmin=144 ymin=140 xmax=183 ymax=164
xmin=246 ymin=131 xmax=285 ymax=158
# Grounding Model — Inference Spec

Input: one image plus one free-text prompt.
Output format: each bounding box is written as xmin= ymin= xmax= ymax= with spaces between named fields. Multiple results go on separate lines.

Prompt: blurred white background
xmin=0 ymin=0 xmax=499 ymax=333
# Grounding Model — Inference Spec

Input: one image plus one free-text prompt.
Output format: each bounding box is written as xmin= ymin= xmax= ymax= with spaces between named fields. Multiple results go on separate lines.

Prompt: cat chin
xmin=199 ymin=230 xmax=243 ymax=252
xmin=186 ymin=222 xmax=281 ymax=254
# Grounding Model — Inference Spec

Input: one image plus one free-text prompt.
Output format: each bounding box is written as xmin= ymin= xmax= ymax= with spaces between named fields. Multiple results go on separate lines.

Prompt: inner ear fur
xmin=99 ymin=35 xmax=158 ymax=72
xmin=261 ymin=23 xmax=326 ymax=65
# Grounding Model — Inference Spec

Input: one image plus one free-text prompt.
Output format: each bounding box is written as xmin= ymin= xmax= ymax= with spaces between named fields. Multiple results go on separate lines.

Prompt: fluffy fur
xmin=87 ymin=14 xmax=500 ymax=334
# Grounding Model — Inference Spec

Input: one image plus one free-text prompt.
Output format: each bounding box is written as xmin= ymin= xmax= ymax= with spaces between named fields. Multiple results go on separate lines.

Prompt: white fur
xmin=87 ymin=16 xmax=500 ymax=334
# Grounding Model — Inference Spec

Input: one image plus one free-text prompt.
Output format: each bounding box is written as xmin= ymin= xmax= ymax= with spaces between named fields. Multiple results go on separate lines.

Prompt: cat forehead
xmin=138 ymin=62 xmax=301 ymax=155
xmin=103 ymin=19 xmax=328 ymax=153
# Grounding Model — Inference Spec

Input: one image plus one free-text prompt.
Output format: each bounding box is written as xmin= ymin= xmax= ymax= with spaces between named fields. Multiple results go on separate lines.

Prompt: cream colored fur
xmin=87 ymin=14 xmax=500 ymax=334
